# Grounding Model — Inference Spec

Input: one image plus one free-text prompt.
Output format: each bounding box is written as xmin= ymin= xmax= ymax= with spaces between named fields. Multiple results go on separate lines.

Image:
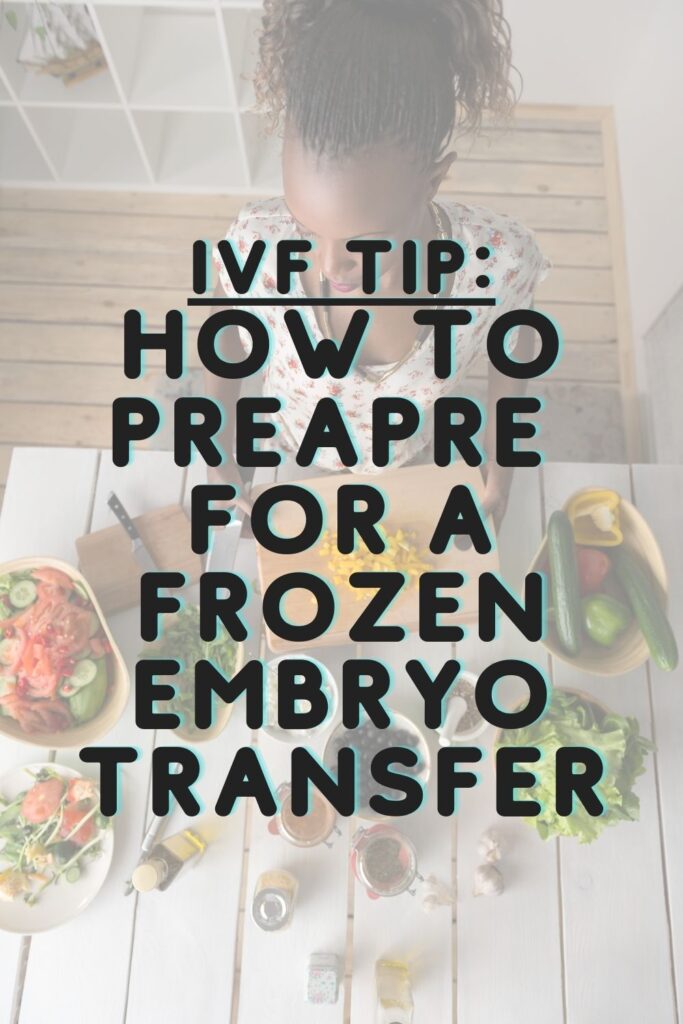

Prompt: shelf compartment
xmin=0 ymin=4 xmax=119 ymax=105
xmin=135 ymin=109 xmax=247 ymax=187
xmin=222 ymin=6 xmax=261 ymax=110
xmin=0 ymin=107 xmax=52 ymax=180
xmin=25 ymin=106 xmax=148 ymax=183
xmin=98 ymin=6 xmax=232 ymax=109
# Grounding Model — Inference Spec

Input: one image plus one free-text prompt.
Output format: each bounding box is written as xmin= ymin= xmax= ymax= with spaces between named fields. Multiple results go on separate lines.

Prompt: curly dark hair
xmin=254 ymin=0 xmax=518 ymax=162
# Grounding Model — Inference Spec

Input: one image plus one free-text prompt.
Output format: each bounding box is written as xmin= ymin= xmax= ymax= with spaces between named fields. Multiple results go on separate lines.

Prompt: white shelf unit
xmin=0 ymin=0 xmax=283 ymax=192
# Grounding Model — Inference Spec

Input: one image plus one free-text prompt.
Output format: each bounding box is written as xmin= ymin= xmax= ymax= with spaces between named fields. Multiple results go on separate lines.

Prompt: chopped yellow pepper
xmin=319 ymin=526 xmax=432 ymax=599
xmin=566 ymin=489 xmax=623 ymax=546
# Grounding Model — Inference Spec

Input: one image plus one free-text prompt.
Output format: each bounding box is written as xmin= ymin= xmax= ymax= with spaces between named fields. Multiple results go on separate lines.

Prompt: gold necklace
xmin=318 ymin=201 xmax=450 ymax=385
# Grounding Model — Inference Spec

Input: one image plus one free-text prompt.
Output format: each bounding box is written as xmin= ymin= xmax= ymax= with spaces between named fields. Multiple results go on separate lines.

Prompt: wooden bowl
xmin=0 ymin=556 xmax=130 ymax=748
xmin=530 ymin=490 xmax=668 ymax=676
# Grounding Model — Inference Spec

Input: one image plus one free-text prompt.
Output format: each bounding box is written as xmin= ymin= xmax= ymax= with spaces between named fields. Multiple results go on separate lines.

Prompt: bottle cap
xmin=132 ymin=859 xmax=164 ymax=893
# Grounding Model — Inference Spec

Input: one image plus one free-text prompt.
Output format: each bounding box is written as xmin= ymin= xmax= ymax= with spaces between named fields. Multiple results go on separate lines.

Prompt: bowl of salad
xmin=0 ymin=558 xmax=129 ymax=747
xmin=0 ymin=763 xmax=114 ymax=933
xmin=140 ymin=604 xmax=244 ymax=742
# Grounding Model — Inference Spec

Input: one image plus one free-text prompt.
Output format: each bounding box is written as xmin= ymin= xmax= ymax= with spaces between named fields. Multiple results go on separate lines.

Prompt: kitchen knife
xmin=107 ymin=490 xmax=159 ymax=573
xmin=206 ymin=514 xmax=244 ymax=575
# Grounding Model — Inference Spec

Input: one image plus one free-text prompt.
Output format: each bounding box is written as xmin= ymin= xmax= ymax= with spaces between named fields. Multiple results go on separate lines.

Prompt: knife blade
xmin=107 ymin=490 xmax=159 ymax=573
xmin=206 ymin=515 xmax=244 ymax=575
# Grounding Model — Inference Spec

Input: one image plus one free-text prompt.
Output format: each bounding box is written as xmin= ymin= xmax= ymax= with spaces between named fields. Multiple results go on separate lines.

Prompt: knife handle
xmin=107 ymin=491 xmax=140 ymax=542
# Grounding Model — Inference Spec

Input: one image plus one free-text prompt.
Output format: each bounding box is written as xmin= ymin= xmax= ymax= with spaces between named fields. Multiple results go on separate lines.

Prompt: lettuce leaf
xmin=496 ymin=689 xmax=653 ymax=843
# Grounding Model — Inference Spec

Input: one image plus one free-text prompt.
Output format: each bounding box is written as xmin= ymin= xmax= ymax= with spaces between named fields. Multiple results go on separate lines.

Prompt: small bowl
xmin=323 ymin=710 xmax=431 ymax=820
xmin=437 ymin=670 xmax=489 ymax=744
xmin=0 ymin=557 xmax=129 ymax=749
xmin=531 ymin=490 xmax=668 ymax=676
xmin=263 ymin=655 xmax=339 ymax=744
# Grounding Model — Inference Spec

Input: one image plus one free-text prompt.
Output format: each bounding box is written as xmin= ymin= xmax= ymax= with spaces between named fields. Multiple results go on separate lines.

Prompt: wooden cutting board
xmin=251 ymin=464 xmax=500 ymax=653
xmin=76 ymin=504 xmax=202 ymax=614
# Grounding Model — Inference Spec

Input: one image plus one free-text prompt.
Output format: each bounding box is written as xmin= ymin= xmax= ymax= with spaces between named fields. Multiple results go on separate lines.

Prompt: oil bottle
xmin=131 ymin=827 xmax=207 ymax=893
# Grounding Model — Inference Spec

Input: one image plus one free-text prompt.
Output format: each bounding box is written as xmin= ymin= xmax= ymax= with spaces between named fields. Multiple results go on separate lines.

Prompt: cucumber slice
xmin=0 ymin=674 xmax=16 ymax=698
xmin=69 ymin=659 xmax=108 ymax=723
xmin=87 ymin=612 xmax=100 ymax=638
xmin=65 ymin=865 xmax=81 ymax=883
xmin=70 ymin=658 xmax=98 ymax=688
xmin=0 ymin=637 xmax=17 ymax=666
xmin=9 ymin=579 xmax=37 ymax=610
xmin=58 ymin=680 xmax=77 ymax=698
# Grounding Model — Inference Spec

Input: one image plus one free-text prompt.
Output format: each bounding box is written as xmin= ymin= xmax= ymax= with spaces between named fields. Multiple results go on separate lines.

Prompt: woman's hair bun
xmin=257 ymin=0 xmax=517 ymax=158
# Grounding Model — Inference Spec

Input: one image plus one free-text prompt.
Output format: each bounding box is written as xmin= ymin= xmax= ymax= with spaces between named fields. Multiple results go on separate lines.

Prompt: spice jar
xmin=376 ymin=959 xmax=413 ymax=1023
xmin=252 ymin=869 xmax=298 ymax=932
xmin=351 ymin=825 xmax=420 ymax=899
xmin=268 ymin=784 xmax=339 ymax=848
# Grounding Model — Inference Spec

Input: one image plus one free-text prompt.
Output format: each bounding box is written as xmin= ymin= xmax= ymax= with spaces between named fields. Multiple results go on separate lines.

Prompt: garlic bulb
xmin=477 ymin=829 xmax=502 ymax=864
xmin=421 ymin=874 xmax=453 ymax=913
xmin=473 ymin=863 xmax=504 ymax=897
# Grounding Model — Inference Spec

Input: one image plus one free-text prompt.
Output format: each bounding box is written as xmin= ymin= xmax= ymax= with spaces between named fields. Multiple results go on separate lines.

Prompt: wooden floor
xmin=0 ymin=104 xmax=636 ymax=510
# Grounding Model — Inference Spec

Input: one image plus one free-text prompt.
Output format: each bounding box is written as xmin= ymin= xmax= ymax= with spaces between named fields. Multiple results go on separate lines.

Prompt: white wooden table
xmin=0 ymin=448 xmax=681 ymax=1024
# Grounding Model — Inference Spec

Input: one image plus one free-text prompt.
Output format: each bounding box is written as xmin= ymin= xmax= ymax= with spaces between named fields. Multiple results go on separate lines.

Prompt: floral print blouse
xmin=213 ymin=197 xmax=550 ymax=473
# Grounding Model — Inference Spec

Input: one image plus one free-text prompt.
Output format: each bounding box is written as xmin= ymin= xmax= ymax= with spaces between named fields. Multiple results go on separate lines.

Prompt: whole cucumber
xmin=547 ymin=510 xmax=582 ymax=657
xmin=612 ymin=547 xmax=679 ymax=671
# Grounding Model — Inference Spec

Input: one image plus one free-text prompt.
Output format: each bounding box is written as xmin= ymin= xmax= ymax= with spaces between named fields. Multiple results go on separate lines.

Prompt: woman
xmin=208 ymin=0 xmax=549 ymax=529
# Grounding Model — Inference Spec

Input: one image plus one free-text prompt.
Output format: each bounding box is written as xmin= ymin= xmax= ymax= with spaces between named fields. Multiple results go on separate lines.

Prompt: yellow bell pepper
xmin=567 ymin=488 xmax=623 ymax=546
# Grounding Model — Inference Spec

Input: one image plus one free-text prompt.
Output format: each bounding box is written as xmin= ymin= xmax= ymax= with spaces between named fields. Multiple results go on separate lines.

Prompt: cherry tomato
xmin=577 ymin=547 xmax=612 ymax=594
xmin=21 ymin=777 xmax=65 ymax=824
xmin=61 ymin=800 xmax=96 ymax=846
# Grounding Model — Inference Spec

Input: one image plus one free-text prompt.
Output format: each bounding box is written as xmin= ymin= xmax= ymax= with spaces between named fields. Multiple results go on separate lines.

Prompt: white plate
xmin=0 ymin=762 xmax=114 ymax=934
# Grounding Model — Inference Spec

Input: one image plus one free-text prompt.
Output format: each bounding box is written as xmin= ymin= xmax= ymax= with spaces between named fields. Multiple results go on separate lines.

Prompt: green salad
xmin=497 ymin=689 xmax=653 ymax=843
xmin=141 ymin=605 xmax=239 ymax=736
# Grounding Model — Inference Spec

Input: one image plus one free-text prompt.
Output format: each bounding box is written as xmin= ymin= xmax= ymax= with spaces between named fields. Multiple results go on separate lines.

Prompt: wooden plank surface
xmin=542 ymin=463 xmax=677 ymax=1023
xmin=631 ymin=464 xmax=683 ymax=1022
xmin=0 ymin=195 xmax=609 ymax=249
xmin=0 ymin=448 xmax=101 ymax=1024
xmin=0 ymin=284 xmax=617 ymax=344
xmin=125 ymin=460 xmax=253 ymax=1024
xmin=0 ymin=248 xmax=615 ymax=302
xmin=17 ymin=451 xmax=189 ymax=1024
xmin=2 ymin=452 xmax=680 ymax=1021
xmin=453 ymin=466 xmax=566 ymax=1024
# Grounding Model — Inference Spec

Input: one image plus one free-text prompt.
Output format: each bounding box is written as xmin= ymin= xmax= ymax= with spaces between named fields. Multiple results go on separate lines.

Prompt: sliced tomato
xmin=89 ymin=636 xmax=106 ymax=658
xmin=4 ymin=696 xmax=73 ymax=735
xmin=52 ymin=607 xmax=92 ymax=657
xmin=35 ymin=701 xmax=72 ymax=733
xmin=25 ymin=673 xmax=59 ymax=699
xmin=66 ymin=778 xmax=98 ymax=804
xmin=32 ymin=568 xmax=73 ymax=590
xmin=21 ymin=777 xmax=65 ymax=824
xmin=4 ymin=627 xmax=27 ymax=675
xmin=61 ymin=800 xmax=96 ymax=846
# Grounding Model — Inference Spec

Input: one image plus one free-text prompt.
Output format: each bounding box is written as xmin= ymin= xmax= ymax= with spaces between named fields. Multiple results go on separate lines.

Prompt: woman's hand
xmin=481 ymin=462 xmax=513 ymax=535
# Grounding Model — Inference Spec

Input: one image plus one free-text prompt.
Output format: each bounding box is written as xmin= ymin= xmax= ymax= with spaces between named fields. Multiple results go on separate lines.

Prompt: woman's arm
xmin=481 ymin=322 xmax=536 ymax=531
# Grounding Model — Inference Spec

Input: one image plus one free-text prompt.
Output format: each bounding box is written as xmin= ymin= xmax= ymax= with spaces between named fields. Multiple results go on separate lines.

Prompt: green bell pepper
xmin=582 ymin=594 xmax=631 ymax=647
